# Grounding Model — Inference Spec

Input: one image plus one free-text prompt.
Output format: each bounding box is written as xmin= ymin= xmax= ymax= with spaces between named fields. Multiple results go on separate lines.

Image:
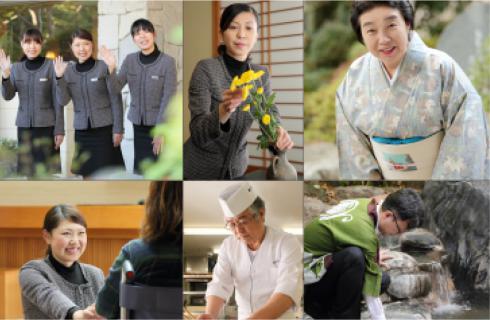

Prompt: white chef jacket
xmin=206 ymin=226 xmax=303 ymax=319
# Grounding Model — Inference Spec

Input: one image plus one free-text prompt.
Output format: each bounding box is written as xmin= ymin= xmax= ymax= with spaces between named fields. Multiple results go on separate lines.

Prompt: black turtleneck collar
xmin=23 ymin=56 xmax=45 ymax=71
xmin=75 ymin=57 xmax=96 ymax=73
xmin=139 ymin=45 xmax=160 ymax=65
xmin=223 ymin=52 xmax=249 ymax=78
xmin=48 ymin=253 xmax=86 ymax=285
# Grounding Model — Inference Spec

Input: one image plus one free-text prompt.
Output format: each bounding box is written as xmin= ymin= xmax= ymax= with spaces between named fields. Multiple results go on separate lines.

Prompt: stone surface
xmin=388 ymin=273 xmax=432 ymax=299
xmin=362 ymin=301 xmax=432 ymax=319
xmin=98 ymin=15 xmax=119 ymax=49
xmin=304 ymin=142 xmax=339 ymax=180
xmin=383 ymin=250 xmax=419 ymax=273
xmin=119 ymin=10 xmax=146 ymax=39
xmin=400 ymin=228 xmax=444 ymax=253
xmin=334 ymin=185 xmax=386 ymax=200
xmin=303 ymin=195 xmax=330 ymax=225
xmin=421 ymin=181 xmax=490 ymax=293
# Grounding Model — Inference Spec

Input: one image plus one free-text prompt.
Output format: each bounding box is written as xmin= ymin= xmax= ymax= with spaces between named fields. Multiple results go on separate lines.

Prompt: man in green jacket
xmin=304 ymin=188 xmax=424 ymax=319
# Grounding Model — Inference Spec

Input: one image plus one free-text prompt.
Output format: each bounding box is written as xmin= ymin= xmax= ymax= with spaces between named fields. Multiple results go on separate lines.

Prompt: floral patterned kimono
xmin=336 ymin=32 xmax=490 ymax=180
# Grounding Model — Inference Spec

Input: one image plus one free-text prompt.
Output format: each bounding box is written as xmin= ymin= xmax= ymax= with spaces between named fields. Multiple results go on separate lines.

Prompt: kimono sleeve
xmin=205 ymin=240 xmax=235 ymax=302
xmin=19 ymin=265 xmax=77 ymax=319
xmin=336 ymin=80 xmax=382 ymax=179
xmin=273 ymin=234 xmax=303 ymax=307
xmin=432 ymin=60 xmax=490 ymax=179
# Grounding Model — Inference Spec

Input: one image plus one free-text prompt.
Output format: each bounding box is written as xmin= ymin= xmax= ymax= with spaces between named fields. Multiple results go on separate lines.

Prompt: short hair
xmin=71 ymin=28 xmax=93 ymax=43
xmin=218 ymin=3 xmax=259 ymax=55
xmin=248 ymin=195 xmax=265 ymax=219
xmin=350 ymin=0 xmax=414 ymax=44
xmin=21 ymin=28 xmax=43 ymax=44
xmin=382 ymin=188 xmax=424 ymax=229
xmin=131 ymin=18 xmax=155 ymax=37
xmin=140 ymin=181 xmax=183 ymax=243
xmin=43 ymin=205 xmax=87 ymax=255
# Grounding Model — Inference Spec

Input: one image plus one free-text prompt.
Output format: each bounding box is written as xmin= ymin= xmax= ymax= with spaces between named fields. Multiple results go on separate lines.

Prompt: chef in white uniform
xmin=198 ymin=182 xmax=302 ymax=320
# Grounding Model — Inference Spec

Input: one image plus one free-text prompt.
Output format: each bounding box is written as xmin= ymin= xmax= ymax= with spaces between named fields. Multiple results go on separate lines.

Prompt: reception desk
xmin=0 ymin=205 xmax=144 ymax=319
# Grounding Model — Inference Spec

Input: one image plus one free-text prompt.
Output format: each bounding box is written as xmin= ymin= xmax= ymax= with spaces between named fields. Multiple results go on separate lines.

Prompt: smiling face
xmin=132 ymin=29 xmax=156 ymax=54
xmin=21 ymin=38 xmax=42 ymax=60
xmin=71 ymin=37 xmax=93 ymax=63
xmin=359 ymin=6 xmax=411 ymax=75
xmin=221 ymin=11 xmax=258 ymax=61
xmin=43 ymin=220 xmax=87 ymax=267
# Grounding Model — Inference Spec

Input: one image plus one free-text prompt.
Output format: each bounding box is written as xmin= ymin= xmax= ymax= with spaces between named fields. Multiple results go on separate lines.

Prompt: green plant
xmin=470 ymin=36 xmax=490 ymax=115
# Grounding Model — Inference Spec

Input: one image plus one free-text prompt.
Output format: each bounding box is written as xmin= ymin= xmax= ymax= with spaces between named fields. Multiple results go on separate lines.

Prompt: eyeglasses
xmin=225 ymin=215 xmax=255 ymax=230
xmin=392 ymin=214 xmax=402 ymax=234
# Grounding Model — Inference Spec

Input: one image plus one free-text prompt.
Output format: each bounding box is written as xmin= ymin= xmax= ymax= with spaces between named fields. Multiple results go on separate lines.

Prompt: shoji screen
xmin=216 ymin=1 xmax=304 ymax=174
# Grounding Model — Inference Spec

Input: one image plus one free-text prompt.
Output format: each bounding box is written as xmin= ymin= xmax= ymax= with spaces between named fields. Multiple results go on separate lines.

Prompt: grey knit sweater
xmin=112 ymin=52 xmax=177 ymax=126
xmin=183 ymin=55 xmax=280 ymax=180
xmin=1 ymin=59 xmax=65 ymax=135
xmin=19 ymin=258 xmax=104 ymax=319
xmin=56 ymin=60 xmax=124 ymax=133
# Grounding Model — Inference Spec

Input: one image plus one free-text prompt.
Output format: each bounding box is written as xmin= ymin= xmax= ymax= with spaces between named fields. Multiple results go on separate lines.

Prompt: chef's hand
xmin=54 ymin=135 xmax=64 ymax=150
xmin=219 ymin=89 xmax=243 ymax=124
xmin=275 ymin=126 xmax=294 ymax=151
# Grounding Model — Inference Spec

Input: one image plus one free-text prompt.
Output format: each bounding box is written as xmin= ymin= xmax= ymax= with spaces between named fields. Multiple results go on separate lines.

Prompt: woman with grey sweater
xmin=100 ymin=19 xmax=177 ymax=175
xmin=183 ymin=4 xmax=294 ymax=180
xmin=54 ymin=29 xmax=124 ymax=178
xmin=19 ymin=205 xmax=104 ymax=319
xmin=0 ymin=28 xmax=64 ymax=177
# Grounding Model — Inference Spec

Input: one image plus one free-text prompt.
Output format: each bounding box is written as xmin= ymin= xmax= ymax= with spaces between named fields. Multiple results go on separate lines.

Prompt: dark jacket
xmin=111 ymin=52 xmax=177 ymax=126
xmin=56 ymin=60 xmax=124 ymax=133
xmin=184 ymin=55 xmax=280 ymax=180
xmin=1 ymin=59 xmax=64 ymax=135
xmin=95 ymin=236 xmax=182 ymax=319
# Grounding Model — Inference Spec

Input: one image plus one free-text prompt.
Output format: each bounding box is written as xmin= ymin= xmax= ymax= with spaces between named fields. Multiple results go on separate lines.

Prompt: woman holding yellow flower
xmin=184 ymin=3 xmax=293 ymax=180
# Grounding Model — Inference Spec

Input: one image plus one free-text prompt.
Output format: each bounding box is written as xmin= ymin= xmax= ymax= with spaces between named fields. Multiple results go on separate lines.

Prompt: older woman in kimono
xmin=336 ymin=0 xmax=489 ymax=180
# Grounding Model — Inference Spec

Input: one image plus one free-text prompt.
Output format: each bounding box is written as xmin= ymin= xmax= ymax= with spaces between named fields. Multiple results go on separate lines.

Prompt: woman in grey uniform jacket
xmin=100 ymin=19 xmax=177 ymax=175
xmin=183 ymin=3 xmax=294 ymax=180
xmin=20 ymin=205 xmax=104 ymax=319
xmin=0 ymin=28 xmax=64 ymax=177
xmin=54 ymin=29 xmax=124 ymax=178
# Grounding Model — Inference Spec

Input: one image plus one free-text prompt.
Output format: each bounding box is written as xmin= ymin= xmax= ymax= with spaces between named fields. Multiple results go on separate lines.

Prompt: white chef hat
xmin=218 ymin=182 xmax=258 ymax=218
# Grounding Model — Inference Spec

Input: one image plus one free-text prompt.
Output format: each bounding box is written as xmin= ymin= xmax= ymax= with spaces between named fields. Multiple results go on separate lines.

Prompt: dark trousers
xmin=304 ymin=247 xmax=391 ymax=319
xmin=133 ymin=124 xmax=156 ymax=174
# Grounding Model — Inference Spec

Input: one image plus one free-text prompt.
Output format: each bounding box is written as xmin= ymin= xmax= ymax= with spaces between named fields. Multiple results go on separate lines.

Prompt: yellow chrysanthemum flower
xmin=242 ymin=104 xmax=251 ymax=112
xmin=262 ymin=114 xmax=271 ymax=125
xmin=257 ymin=87 xmax=264 ymax=94
xmin=242 ymin=85 xmax=249 ymax=101
xmin=240 ymin=70 xmax=255 ymax=84
xmin=251 ymin=70 xmax=265 ymax=81
xmin=230 ymin=76 xmax=240 ymax=91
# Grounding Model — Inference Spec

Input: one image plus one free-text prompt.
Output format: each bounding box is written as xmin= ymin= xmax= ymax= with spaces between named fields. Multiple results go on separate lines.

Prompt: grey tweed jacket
xmin=112 ymin=52 xmax=177 ymax=126
xmin=56 ymin=60 xmax=124 ymax=133
xmin=1 ymin=59 xmax=65 ymax=135
xmin=19 ymin=258 xmax=104 ymax=319
xmin=184 ymin=55 xmax=280 ymax=180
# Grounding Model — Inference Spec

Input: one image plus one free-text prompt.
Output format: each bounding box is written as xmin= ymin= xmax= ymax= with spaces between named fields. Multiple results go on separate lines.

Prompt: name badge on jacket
xmin=39 ymin=78 xmax=48 ymax=82
xmin=90 ymin=77 xmax=99 ymax=82
xmin=151 ymin=75 xmax=161 ymax=80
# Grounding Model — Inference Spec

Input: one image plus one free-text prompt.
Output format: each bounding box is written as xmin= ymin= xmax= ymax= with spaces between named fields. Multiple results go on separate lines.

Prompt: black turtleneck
xmin=24 ymin=56 xmax=46 ymax=71
xmin=75 ymin=57 xmax=96 ymax=73
xmin=139 ymin=45 xmax=160 ymax=65
xmin=223 ymin=53 xmax=248 ymax=78
xmin=48 ymin=253 xmax=86 ymax=285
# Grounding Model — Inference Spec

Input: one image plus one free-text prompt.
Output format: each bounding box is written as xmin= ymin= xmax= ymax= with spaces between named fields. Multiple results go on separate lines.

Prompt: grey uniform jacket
xmin=1 ymin=59 xmax=64 ymax=135
xmin=19 ymin=258 xmax=104 ymax=319
xmin=56 ymin=60 xmax=124 ymax=133
xmin=112 ymin=52 xmax=177 ymax=126
xmin=184 ymin=55 xmax=280 ymax=180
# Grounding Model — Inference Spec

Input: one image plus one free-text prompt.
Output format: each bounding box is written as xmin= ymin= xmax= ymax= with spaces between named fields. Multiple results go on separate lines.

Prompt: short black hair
xmin=350 ymin=0 xmax=414 ymax=44
xmin=131 ymin=18 xmax=155 ymax=37
xmin=71 ymin=28 xmax=93 ymax=43
xmin=382 ymin=188 xmax=424 ymax=229
xmin=218 ymin=3 xmax=259 ymax=55
xmin=21 ymin=28 xmax=43 ymax=44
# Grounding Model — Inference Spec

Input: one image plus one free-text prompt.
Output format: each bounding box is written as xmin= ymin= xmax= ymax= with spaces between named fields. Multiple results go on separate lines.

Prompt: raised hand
xmin=0 ymin=49 xmax=11 ymax=78
xmin=99 ymin=45 xmax=116 ymax=74
xmin=53 ymin=56 xmax=68 ymax=78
